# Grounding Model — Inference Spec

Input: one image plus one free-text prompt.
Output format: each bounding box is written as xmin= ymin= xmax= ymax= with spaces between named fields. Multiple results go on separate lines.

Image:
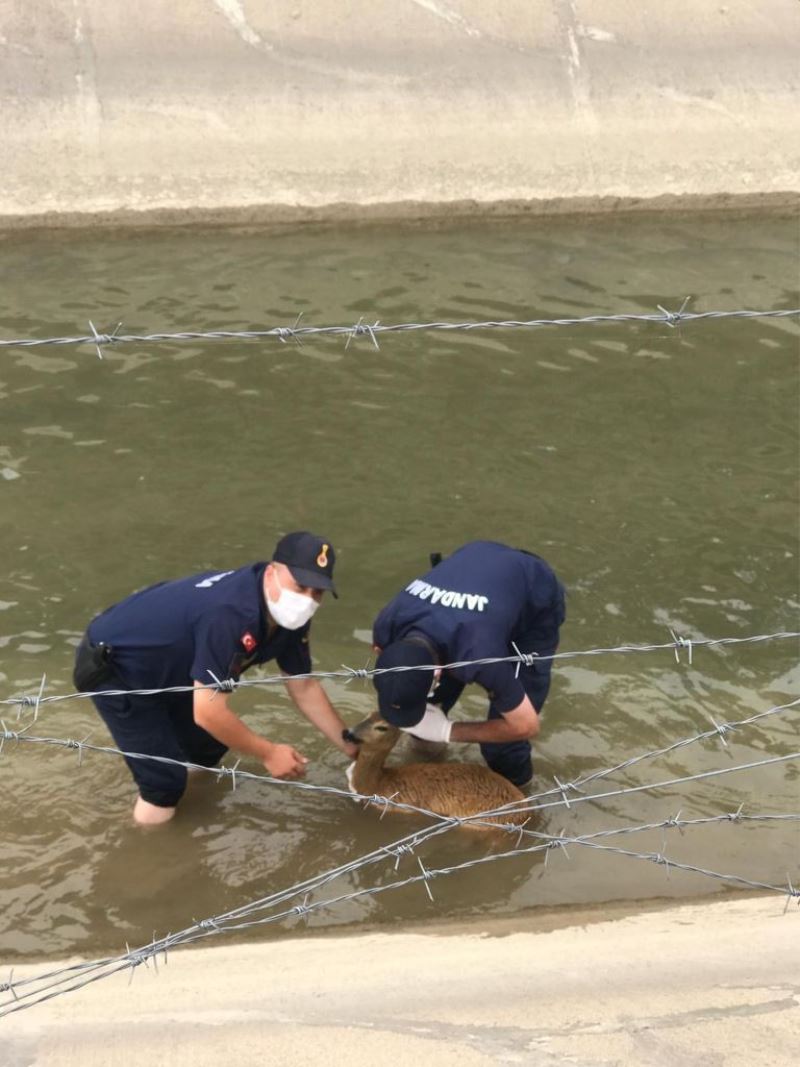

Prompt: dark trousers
xmin=91 ymin=689 xmax=228 ymax=808
xmin=74 ymin=633 xmax=228 ymax=807
xmin=481 ymin=662 xmax=553 ymax=786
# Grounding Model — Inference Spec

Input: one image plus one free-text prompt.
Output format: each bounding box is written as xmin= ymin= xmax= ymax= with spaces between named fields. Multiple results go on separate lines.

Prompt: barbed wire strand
xmin=1 ymin=638 xmax=797 ymax=1017
xmin=2 ymin=629 xmax=798 ymax=713
xmin=0 ymin=816 xmax=459 ymax=1001
xmin=0 ymin=305 xmax=798 ymax=354
xmin=3 ymin=678 xmax=797 ymax=827
xmin=3 ymin=807 xmax=798 ymax=1019
xmin=2 ymin=695 xmax=798 ymax=826
xmin=3 ymin=821 xmax=797 ymax=1013
xmin=523 ymin=694 xmax=800 ymax=806
xmin=3 ymin=704 xmax=798 ymax=973
xmin=469 ymin=749 xmax=800 ymax=823
xmin=0 ymin=811 xmax=494 ymax=1010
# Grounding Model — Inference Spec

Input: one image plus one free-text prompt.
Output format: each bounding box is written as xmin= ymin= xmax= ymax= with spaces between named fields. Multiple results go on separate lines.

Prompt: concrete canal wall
xmin=2 ymin=1 xmax=799 ymax=227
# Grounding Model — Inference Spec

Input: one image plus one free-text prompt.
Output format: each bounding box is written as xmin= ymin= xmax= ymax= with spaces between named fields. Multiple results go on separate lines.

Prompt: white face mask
xmin=267 ymin=572 xmax=320 ymax=630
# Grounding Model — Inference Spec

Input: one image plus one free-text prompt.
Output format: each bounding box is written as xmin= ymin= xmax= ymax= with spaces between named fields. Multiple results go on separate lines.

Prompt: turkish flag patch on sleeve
xmin=241 ymin=632 xmax=257 ymax=653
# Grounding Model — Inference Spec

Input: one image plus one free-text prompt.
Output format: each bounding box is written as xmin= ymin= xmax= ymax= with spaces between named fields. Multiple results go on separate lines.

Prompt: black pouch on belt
xmin=73 ymin=635 xmax=116 ymax=691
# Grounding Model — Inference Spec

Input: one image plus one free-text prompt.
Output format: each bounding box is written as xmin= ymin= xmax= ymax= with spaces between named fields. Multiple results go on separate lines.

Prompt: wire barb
xmin=386 ymin=842 xmax=416 ymax=871
xmin=543 ymin=829 xmax=571 ymax=867
xmin=378 ymin=792 xmax=400 ymax=820
xmin=291 ymin=895 xmax=313 ymax=923
xmin=342 ymin=665 xmax=370 ymax=682
xmin=511 ymin=641 xmax=538 ymax=678
xmin=512 ymin=817 xmax=532 ymax=845
xmin=664 ymin=810 xmax=685 ymax=834
xmin=669 ymin=629 xmax=694 ymax=665
xmin=87 ymin=320 xmax=123 ymax=360
xmin=275 ymin=313 xmax=306 ymax=346
xmin=0 ymin=969 xmax=17 ymax=1000
xmin=709 ymin=716 xmax=734 ymax=749
xmin=226 ymin=759 xmax=242 ymax=792
xmin=64 ymin=733 xmax=92 ymax=767
xmin=14 ymin=673 xmax=47 ymax=722
xmin=124 ymin=942 xmax=150 ymax=986
xmin=416 ymin=857 xmax=436 ymax=902
xmin=206 ymin=669 xmax=236 ymax=694
xmin=345 ymin=317 xmax=381 ymax=351
xmin=652 ymin=852 xmax=672 ymax=878
xmin=725 ymin=803 xmax=745 ymax=823
xmin=552 ymin=776 xmax=583 ymax=810
xmin=657 ymin=296 xmax=692 ymax=328
xmin=783 ymin=874 xmax=800 ymax=914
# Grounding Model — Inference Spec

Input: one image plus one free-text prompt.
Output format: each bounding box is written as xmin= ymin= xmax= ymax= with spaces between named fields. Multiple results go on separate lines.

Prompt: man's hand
xmin=401 ymin=703 xmax=452 ymax=744
xmin=193 ymin=682 xmax=309 ymax=778
xmin=262 ymin=742 xmax=308 ymax=779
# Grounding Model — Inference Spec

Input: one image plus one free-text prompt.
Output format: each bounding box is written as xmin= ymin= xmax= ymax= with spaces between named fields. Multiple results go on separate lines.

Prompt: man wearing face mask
xmin=74 ymin=532 xmax=357 ymax=826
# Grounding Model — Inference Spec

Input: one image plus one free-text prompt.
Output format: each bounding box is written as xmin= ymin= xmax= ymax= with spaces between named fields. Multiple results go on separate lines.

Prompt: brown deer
xmin=345 ymin=713 xmax=526 ymax=830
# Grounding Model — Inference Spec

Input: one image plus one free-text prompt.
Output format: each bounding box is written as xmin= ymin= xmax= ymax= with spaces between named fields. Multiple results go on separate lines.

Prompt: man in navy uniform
xmin=74 ymin=532 xmax=358 ymax=825
xmin=371 ymin=541 xmax=566 ymax=788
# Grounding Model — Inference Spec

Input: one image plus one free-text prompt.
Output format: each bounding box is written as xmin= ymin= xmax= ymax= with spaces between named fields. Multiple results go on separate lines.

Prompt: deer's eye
xmin=375 ymin=725 xmax=389 ymax=732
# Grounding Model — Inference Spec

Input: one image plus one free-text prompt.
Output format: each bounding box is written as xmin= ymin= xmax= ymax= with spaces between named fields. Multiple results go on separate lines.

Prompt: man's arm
xmin=450 ymin=695 xmax=540 ymax=743
xmin=192 ymin=681 xmax=308 ymax=779
xmin=283 ymin=676 xmax=359 ymax=758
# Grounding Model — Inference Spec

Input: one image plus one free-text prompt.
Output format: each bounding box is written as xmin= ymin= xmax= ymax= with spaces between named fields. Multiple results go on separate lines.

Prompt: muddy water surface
xmin=0 ymin=212 xmax=798 ymax=960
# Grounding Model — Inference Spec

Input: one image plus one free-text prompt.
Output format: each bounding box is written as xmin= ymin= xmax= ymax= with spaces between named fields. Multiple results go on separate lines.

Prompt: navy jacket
xmin=373 ymin=542 xmax=565 ymax=713
xmin=88 ymin=563 xmax=311 ymax=690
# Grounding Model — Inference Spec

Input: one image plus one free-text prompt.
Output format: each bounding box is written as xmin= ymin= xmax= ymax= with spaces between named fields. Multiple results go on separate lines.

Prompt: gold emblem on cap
xmin=317 ymin=543 xmax=329 ymax=567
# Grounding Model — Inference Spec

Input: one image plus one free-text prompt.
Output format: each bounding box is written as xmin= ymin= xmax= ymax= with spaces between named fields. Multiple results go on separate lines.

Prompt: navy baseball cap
xmin=272 ymin=531 xmax=338 ymax=598
xmin=373 ymin=641 xmax=434 ymax=727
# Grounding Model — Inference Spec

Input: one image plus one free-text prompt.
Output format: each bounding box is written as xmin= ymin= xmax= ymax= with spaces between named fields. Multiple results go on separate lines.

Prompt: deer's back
xmin=377 ymin=762 xmax=525 ymax=828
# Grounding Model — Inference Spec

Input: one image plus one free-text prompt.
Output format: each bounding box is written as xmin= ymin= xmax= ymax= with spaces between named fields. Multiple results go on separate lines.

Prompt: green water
xmin=0 ymin=212 xmax=798 ymax=960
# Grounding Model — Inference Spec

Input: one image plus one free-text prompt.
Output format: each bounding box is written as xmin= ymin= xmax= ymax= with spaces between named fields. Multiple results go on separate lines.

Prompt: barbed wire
xmin=2 ymin=698 xmax=797 ymax=1015
xmin=2 ymin=628 xmax=797 ymax=716
xmin=0 ymin=304 xmax=797 ymax=356
xmin=2 ymin=805 xmax=798 ymax=1019
xmin=2 ymin=694 xmax=798 ymax=827
xmin=524 ymin=694 xmax=800 ymax=806
xmin=1 ymin=633 xmax=797 ymax=1019
xmin=481 ymin=748 xmax=800 ymax=822
xmin=3 ymin=817 xmax=798 ymax=1011
xmin=1 ymin=708 xmax=800 ymax=840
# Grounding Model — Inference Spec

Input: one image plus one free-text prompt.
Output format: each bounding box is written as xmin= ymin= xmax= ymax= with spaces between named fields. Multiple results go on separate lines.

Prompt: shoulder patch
xmin=241 ymin=632 xmax=257 ymax=653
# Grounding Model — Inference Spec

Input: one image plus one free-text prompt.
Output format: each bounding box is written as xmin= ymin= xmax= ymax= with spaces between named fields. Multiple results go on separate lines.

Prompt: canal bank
xmin=2 ymin=895 xmax=799 ymax=1065
xmin=2 ymin=1 xmax=799 ymax=228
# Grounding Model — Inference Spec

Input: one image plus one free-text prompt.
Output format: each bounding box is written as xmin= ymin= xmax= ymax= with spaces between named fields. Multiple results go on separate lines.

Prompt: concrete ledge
xmin=3 ymin=896 xmax=800 ymax=1065
xmin=3 ymin=1 xmax=799 ymax=226
xmin=2 ymin=191 xmax=799 ymax=233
